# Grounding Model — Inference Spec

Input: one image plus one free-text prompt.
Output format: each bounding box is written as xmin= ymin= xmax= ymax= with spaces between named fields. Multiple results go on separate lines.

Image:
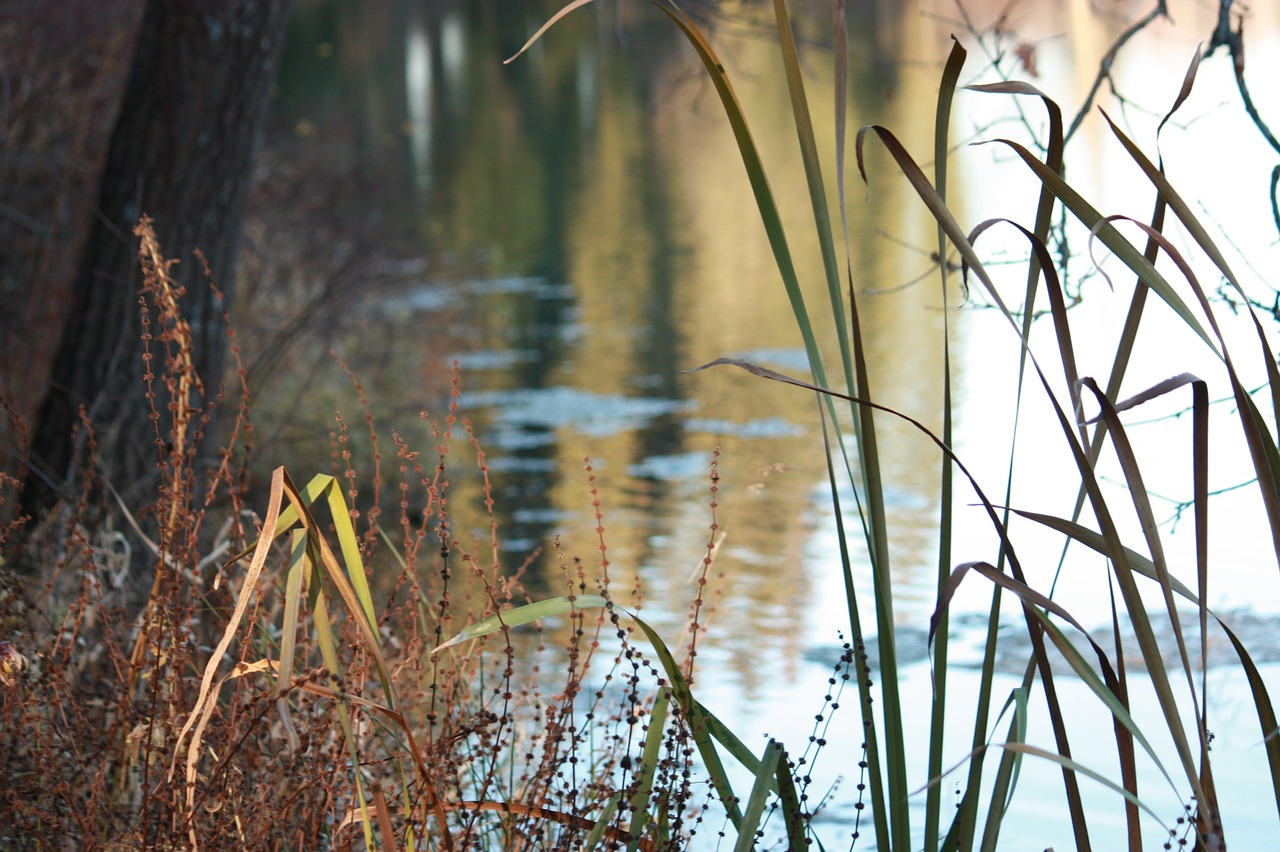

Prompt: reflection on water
xmin=257 ymin=0 xmax=1280 ymax=845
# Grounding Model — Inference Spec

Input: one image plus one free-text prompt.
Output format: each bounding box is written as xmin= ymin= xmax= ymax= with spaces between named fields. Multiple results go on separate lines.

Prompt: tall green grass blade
xmin=1105 ymin=586 xmax=1142 ymax=850
xmin=695 ymin=700 xmax=778 ymax=797
xmin=655 ymin=0 xmax=881 ymax=589
xmin=1075 ymin=383 xmax=1212 ymax=821
xmin=1056 ymin=194 xmax=1165 ymax=605
xmin=584 ymin=793 xmax=621 ymax=850
xmin=814 ymin=405 xmax=888 ymax=846
xmin=978 ymin=687 xmax=1028 ymax=852
xmin=952 ymin=584 xmax=1004 ymax=852
xmin=772 ymin=741 xmax=808 ymax=851
xmin=651 ymin=1 xmax=828 ymax=396
xmin=770 ymin=0 xmax=850 ymax=395
xmin=318 ymin=474 xmax=380 ymax=637
xmin=605 ymin=610 xmax=746 ymax=828
xmin=734 ymin=740 xmax=784 ymax=852
xmin=294 ymin=501 xmax=378 ymax=849
xmin=655 ymin=1 xmax=884 ymax=620
xmin=651 ymin=3 xmax=905 ymax=843
xmin=925 ymin=39 xmax=967 ymax=852
xmin=962 ymin=82 xmax=1067 ymax=413
xmin=626 ymin=685 xmax=671 ymax=852
xmin=1217 ymin=625 xmax=1280 ymax=825
xmin=830 ymin=29 xmax=895 ymax=739
xmin=833 ymin=0 xmax=848 ymax=234
xmin=1078 ymin=377 xmax=1208 ymax=708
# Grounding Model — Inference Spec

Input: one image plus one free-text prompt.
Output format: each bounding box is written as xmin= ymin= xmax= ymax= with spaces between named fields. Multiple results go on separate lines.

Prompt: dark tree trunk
xmin=21 ymin=0 xmax=292 ymax=517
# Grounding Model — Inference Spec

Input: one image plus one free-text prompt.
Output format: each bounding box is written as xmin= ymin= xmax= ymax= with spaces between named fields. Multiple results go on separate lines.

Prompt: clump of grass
xmin=3 ymin=219 xmax=822 ymax=849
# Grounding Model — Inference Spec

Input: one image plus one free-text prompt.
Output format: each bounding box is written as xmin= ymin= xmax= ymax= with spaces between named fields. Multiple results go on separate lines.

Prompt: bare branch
xmin=1063 ymin=2 xmax=1168 ymax=145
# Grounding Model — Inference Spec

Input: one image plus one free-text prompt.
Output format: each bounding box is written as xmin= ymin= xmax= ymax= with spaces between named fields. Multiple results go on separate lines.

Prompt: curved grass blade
xmin=173 ymin=466 xmax=287 ymax=792
xmin=650 ymin=0 xmax=828 ymax=397
xmin=650 ymin=4 xmax=899 ymax=842
xmin=943 ymin=563 xmax=1184 ymax=801
xmin=993 ymin=743 xmax=1176 ymax=833
xmin=962 ymin=82 xmax=1065 ymax=400
xmin=812 ymin=405 xmax=888 ymax=847
xmin=276 ymin=529 xmax=308 ymax=701
xmin=501 ymin=0 xmax=597 ymax=65
xmin=988 ymin=136 xmax=1217 ymax=355
xmin=432 ymin=595 xmax=609 ymax=652
xmin=1013 ymin=508 xmax=1280 ymax=825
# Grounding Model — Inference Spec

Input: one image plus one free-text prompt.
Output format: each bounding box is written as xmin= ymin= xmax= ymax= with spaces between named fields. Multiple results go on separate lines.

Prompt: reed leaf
xmin=925 ymin=39 xmax=967 ymax=852
xmin=626 ymin=685 xmax=671 ymax=852
xmin=734 ymin=740 xmax=784 ymax=852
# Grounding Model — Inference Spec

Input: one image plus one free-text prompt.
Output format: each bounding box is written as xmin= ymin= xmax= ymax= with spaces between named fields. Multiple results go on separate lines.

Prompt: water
xmin=251 ymin=0 xmax=1280 ymax=846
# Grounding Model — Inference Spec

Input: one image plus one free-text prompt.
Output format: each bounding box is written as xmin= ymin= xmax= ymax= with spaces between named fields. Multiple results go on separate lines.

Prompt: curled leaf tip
xmin=504 ymin=0 xmax=599 ymax=66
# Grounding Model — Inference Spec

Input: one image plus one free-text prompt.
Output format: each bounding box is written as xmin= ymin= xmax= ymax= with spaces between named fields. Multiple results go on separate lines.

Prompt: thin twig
xmin=1205 ymin=1 xmax=1280 ymax=236
xmin=1064 ymin=2 xmax=1168 ymax=144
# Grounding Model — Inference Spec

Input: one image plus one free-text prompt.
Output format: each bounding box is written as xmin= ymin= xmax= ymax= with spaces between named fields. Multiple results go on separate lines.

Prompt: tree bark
xmin=21 ymin=0 xmax=292 ymax=517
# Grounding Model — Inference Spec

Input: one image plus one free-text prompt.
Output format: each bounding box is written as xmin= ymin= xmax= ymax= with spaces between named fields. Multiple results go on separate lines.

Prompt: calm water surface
xmin=254 ymin=1 xmax=1280 ymax=846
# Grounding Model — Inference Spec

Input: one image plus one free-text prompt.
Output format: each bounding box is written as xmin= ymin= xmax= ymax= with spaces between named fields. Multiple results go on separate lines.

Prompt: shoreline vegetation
xmin=4 ymin=1 xmax=1280 ymax=849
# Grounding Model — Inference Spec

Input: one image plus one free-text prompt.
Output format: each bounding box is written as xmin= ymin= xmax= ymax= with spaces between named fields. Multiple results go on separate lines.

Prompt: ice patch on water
xmin=626 ymin=451 xmax=713 ymax=481
xmin=685 ymin=416 xmax=804 ymax=438
xmin=448 ymin=349 xmax=540 ymax=370
xmin=463 ymin=386 xmax=695 ymax=446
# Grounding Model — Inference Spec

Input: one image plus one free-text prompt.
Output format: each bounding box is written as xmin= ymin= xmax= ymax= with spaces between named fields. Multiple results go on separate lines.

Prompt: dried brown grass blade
xmin=171 ymin=465 xmax=286 ymax=808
